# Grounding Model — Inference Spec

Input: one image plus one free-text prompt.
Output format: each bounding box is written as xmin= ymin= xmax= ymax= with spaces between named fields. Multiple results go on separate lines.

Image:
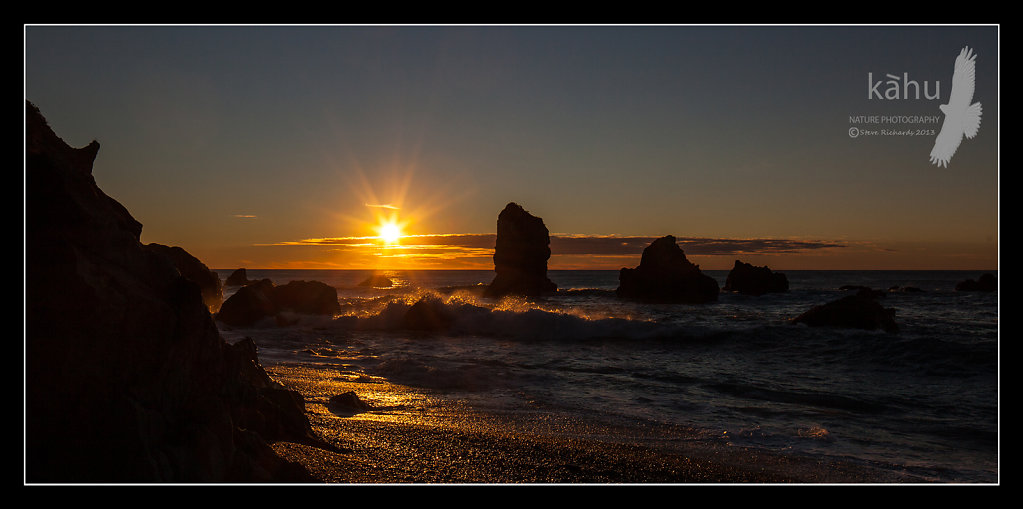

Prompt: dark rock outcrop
xmin=955 ymin=273 xmax=997 ymax=292
xmin=222 ymin=338 xmax=324 ymax=445
xmin=791 ymin=289 xmax=899 ymax=333
xmin=145 ymin=243 xmax=224 ymax=312
xmin=401 ymin=296 xmax=455 ymax=331
xmin=723 ymin=260 xmax=789 ymax=296
xmin=216 ymin=279 xmax=341 ymax=327
xmin=26 ymin=101 xmax=322 ymax=483
xmin=274 ymin=280 xmax=343 ymax=315
xmin=484 ymin=203 xmax=557 ymax=297
xmin=217 ymin=279 xmax=279 ymax=327
xmin=225 ymin=268 xmax=251 ymax=286
xmin=616 ymin=235 xmax=719 ymax=303
xmin=358 ymin=274 xmax=393 ymax=288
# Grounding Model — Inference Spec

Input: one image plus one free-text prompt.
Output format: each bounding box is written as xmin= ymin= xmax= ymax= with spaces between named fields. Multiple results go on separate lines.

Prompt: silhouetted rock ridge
xmin=723 ymin=260 xmax=788 ymax=296
xmin=226 ymin=268 xmax=252 ymax=286
xmin=955 ymin=273 xmax=997 ymax=292
xmin=25 ymin=101 xmax=322 ymax=483
xmin=216 ymin=279 xmax=341 ymax=327
xmin=145 ymin=242 xmax=224 ymax=312
xmin=616 ymin=235 xmax=719 ymax=303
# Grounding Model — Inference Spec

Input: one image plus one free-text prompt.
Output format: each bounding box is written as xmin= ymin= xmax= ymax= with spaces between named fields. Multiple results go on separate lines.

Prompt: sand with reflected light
xmin=264 ymin=363 xmax=911 ymax=483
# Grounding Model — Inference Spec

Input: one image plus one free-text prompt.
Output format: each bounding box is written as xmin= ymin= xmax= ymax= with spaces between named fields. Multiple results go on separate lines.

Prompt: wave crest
xmin=329 ymin=291 xmax=669 ymax=341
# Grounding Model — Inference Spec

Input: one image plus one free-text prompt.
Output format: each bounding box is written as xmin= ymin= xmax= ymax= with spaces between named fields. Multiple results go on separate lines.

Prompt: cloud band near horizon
xmin=268 ymin=233 xmax=846 ymax=256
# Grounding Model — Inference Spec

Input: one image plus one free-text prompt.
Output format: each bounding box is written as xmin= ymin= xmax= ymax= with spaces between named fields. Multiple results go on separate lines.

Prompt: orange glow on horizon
xmin=322 ymin=157 xmax=475 ymax=260
xmin=226 ymin=233 xmax=997 ymax=272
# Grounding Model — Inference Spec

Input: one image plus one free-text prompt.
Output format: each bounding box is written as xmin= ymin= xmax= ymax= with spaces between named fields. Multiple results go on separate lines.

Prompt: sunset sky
xmin=24 ymin=25 xmax=999 ymax=270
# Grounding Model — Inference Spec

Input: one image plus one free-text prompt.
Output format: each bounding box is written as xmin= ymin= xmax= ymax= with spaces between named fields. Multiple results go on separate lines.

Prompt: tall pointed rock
xmin=484 ymin=202 xmax=557 ymax=297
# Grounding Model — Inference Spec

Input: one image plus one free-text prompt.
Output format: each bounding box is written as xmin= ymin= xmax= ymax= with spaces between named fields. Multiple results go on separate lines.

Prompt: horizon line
xmin=210 ymin=267 xmax=1000 ymax=272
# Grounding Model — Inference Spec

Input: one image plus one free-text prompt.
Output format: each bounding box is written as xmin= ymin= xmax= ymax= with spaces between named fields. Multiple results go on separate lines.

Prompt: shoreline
xmin=264 ymin=364 xmax=932 ymax=484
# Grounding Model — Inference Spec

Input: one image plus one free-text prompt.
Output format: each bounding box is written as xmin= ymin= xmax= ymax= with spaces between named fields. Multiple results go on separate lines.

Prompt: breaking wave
xmin=325 ymin=290 xmax=678 ymax=342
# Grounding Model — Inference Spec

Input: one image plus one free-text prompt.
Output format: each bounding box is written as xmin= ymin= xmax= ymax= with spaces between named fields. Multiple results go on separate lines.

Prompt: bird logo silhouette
xmin=930 ymin=47 xmax=982 ymax=167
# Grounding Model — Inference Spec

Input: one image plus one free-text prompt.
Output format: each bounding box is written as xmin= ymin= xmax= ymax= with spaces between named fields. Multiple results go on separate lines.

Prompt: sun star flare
xmin=378 ymin=221 xmax=402 ymax=244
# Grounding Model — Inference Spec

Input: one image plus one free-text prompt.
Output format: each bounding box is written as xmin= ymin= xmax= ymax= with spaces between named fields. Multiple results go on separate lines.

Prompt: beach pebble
xmin=328 ymin=391 xmax=373 ymax=415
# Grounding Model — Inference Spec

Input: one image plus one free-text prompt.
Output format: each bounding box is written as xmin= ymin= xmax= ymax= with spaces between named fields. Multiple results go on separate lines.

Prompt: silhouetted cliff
xmin=25 ymin=101 xmax=323 ymax=483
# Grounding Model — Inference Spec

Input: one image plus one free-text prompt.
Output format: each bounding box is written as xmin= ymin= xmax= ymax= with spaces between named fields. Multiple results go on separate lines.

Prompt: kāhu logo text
xmin=867 ymin=72 xmax=940 ymax=100
xmin=864 ymin=47 xmax=982 ymax=167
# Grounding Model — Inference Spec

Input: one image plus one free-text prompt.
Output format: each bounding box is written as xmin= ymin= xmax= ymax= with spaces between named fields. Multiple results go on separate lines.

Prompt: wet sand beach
xmin=266 ymin=364 xmax=925 ymax=484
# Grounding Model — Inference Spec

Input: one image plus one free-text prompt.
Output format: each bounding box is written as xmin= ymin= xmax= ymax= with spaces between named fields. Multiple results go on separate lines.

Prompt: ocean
xmin=213 ymin=269 xmax=998 ymax=483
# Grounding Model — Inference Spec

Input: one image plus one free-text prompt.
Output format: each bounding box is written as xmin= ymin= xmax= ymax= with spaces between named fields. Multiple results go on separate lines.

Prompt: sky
xmin=24 ymin=25 xmax=999 ymax=271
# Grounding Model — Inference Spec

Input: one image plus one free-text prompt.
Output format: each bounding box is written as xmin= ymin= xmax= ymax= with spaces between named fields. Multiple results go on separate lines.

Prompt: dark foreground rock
xmin=26 ymin=101 xmax=324 ymax=483
xmin=723 ymin=260 xmax=789 ymax=296
xmin=484 ymin=203 xmax=557 ymax=298
xmin=792 ymin=289 xmax=899 ymax=333
xmin=955 ymin=273 xmax=997 ymax=292
xmin=616 ymin=235 xmax=719 ymax=303
xmin=145 ymin=243 xmax=224 ymax=312
xmin=225 ymin=268 xmax=251 ymax=286
xmin=217 ymin=279 xmax=341 ymax=327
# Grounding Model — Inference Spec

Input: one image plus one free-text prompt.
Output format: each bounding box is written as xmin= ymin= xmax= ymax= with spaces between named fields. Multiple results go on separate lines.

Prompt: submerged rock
xmin=616 ymin=235 xmax=719 ymax=303
xmin=791 ymin=291 xmax=899 ymax=333
xmin=358 ymin=274 xmax=394 ymax=288
xmin=955 ymin=273 xmax=997 ymax=292
xmin=839 ymin=285 xmax=886 ymax=299
xmin=401 ymin=296 xmax=455 ymax=331
xmin=723 ymin=260 xmax=789 ymax=296
xmin=484 ymin=203 xmax=558 ymax=298
xmin=225 ymin=268 xmax=251 ymax=286
xmin=217 ymin=279 xmax=341 ymax=327
xmin=25 ymin=101 xmax=321 ymax=482
xmin=889 ymin=285 xmax=924 ymax=293
xmin=145 ymin=243 xmax=224 ymax=312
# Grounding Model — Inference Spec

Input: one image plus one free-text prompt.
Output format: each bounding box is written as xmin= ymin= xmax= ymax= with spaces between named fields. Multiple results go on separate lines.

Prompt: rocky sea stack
xmin=723 ymin=260 xmax=789 ymax=296
xmin=616 ymin=235 xmax=719 ymax=303
xmin=955 ymin=273 xmax=997 ymax=292
xmin=791 ymin=288 xmax=899 ymax=333
xmin=217 ymin=279 xmax=342 ymax=327
xmin=483 ymin=202 xmax=557 ymax=298
xmin=25 ymin=101 xmax=325 ymax=483
xmin=225 ymin=267 xmax=252 ymax=286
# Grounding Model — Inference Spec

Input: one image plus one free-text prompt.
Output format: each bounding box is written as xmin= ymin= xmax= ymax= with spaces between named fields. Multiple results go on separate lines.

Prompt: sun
xmin=378 ymin=221 xmax=402 ymax=244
